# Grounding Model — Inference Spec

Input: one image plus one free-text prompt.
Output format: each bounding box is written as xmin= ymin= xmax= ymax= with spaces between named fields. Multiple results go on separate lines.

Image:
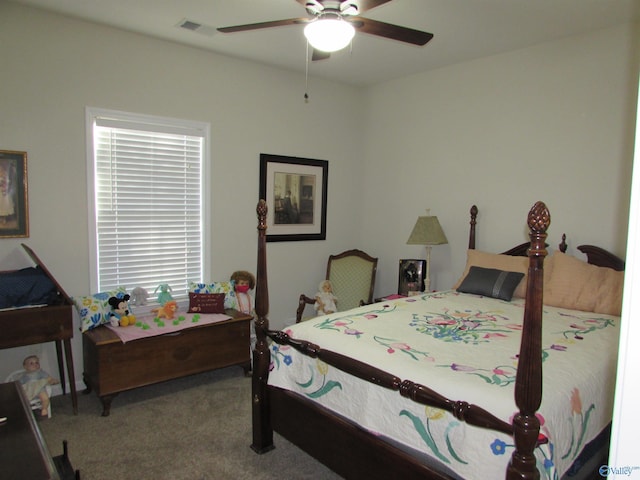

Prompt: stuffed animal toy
xmin=152 ymin=300 xmax=178 ymax=320
xmin=154 ymin=283 xmax=173 ymax=306
xmin=108 ymin=294 xmax=136 ymax=327
xmin=130 ymin=286 xmax=149 ymax=306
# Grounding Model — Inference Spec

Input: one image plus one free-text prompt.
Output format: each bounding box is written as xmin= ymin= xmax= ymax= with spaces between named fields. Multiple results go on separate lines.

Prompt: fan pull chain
xmin=304 ymin=40 xmax=310 ymax=103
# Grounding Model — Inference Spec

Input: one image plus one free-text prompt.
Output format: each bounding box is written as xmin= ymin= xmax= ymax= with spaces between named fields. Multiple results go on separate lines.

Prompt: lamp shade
xmin=304 ymin=18 xmax=355 ymax=53
xmin=406 ymin=215 xmax=448 ymax=246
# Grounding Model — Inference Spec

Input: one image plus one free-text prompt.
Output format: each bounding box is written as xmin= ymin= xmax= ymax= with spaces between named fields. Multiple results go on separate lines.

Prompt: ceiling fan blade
xmin=353 ymin=0 xmax=393 ymax=14
xmin=217 ymin=17 xmax=309 ymax=33
xmin=312 ymin=49 xmax=331 ymax=61
xmin=351 ymin=17 xmax=433 ymax=45
xmin=295 ymin=0 xmax=392 ymax=14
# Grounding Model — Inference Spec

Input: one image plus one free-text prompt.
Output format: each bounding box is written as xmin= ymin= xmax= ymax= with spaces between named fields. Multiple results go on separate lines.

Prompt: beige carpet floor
xmin=40 ymin=366 xmax=342 ymax=480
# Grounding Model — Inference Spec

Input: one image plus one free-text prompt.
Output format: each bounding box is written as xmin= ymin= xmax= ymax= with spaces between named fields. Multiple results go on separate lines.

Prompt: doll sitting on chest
xmin=230 ymin=270 xmax=255 ymax=315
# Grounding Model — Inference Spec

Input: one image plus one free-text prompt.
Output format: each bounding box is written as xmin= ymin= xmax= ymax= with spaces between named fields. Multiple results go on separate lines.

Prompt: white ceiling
xmin=10 ymin=0 xmax=640 ymax=86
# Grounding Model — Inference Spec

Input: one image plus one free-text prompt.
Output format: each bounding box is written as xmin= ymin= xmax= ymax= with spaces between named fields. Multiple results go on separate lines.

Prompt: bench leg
xmin=81 ymin=373 xmax=92 ymax=395
xmin=99 ymin=394 xmax=117 ymax=417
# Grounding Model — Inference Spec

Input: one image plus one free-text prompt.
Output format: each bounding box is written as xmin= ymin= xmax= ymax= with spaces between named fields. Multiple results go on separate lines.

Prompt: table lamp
xmin=406 ymin=210 xmax=448 ymax=292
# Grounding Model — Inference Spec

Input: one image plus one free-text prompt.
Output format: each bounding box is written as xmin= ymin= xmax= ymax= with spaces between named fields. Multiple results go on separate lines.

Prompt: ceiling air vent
xmin=176 ymin=19 xmax=216 ymax=37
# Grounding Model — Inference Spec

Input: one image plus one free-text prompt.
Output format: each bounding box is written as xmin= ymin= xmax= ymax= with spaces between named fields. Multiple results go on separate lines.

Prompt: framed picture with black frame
xmin=259 ymin=153 xmax=328 ymax=242
xmin=398 ymin=259 xmax=426 ymax=296
xmin=0 ymin=150 xmax=29 ymax=238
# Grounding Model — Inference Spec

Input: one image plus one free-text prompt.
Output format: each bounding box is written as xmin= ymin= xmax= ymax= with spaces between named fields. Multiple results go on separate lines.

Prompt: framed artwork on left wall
xmin=0 ymin=150 xmax=29 ymax=238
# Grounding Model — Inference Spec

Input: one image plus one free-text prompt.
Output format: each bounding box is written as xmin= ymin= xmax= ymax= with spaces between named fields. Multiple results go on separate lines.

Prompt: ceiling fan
xmin=217 ymin=0 xmax=433 ymax=61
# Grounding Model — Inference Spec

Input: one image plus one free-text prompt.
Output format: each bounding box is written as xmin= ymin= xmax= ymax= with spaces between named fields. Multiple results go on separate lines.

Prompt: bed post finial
xmin=527 ymin=201 xmax=550 ymax=237
xmin=507 ymin=200 xmax=549 ymax=480
xmin=469 ymin=205 xmax=478 ymax=250
xmin=559 ymin=233 xmax=567 ymax=253
xmin=252 ymin=199 xmax=275 ymax=454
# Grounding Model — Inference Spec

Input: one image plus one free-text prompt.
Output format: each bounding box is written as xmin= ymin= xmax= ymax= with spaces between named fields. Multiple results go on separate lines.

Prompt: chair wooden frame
xmin=296 ymin=249 xmax=378 ymax=323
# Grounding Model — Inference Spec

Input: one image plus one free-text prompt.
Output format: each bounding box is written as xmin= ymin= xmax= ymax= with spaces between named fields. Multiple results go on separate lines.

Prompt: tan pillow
xmin=544 ymin=252 xmax=623 ymax=316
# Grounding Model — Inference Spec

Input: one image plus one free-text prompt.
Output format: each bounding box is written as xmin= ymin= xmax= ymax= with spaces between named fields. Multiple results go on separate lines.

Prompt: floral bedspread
xmin=268 ymin=291 xmax=620 ymax=479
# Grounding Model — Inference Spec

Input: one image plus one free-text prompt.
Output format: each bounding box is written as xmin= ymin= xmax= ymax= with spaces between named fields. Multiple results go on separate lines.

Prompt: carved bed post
xmin=468 ymin=205 xmax=478 ymax=249
xmin=251 ymin=199 xmax=275 ymax=453
xmin=506 ymin=201 xmax=550 ymax=480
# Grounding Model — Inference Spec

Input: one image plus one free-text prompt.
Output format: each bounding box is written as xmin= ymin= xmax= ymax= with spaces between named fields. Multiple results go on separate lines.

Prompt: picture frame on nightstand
xmin=398 ymin=259 xmax=426 ymax=296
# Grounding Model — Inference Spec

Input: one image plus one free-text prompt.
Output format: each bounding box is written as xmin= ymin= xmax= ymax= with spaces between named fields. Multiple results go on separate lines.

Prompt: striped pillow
xmin=456 ymin=266 xmax=525 ymax=301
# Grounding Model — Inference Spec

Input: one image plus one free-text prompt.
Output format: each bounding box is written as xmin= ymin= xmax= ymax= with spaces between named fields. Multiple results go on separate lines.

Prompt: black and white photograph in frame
xmin=259 ymin=153 xmax=328 ymax=242
xmin=398 ymin=259 xmax=426 ymax=296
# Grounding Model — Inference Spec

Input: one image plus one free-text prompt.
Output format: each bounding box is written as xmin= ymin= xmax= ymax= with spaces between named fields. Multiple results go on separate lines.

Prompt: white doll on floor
xmin=314 ymin=280 xmax=337 ymax=316
xmin=18 ymin=355 xmax=59 ymax=418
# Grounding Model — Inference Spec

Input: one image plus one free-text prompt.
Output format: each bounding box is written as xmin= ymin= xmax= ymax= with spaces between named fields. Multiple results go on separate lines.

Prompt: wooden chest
xmin=82 ymin=309 xmax=252 ymax=416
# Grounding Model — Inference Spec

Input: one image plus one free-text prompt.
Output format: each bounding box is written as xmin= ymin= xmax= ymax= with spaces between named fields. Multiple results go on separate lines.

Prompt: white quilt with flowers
xmin=268 ymin=291 xmax=620 ymax=479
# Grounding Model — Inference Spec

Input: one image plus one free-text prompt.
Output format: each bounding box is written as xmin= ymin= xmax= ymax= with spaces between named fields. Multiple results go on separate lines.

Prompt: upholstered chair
xmin=296 ymin=249 xmax=378 ymax=323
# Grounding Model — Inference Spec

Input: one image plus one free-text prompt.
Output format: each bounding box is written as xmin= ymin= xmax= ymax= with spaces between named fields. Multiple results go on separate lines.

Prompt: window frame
xmin=85 ymin=106 xmax=211 ymax=308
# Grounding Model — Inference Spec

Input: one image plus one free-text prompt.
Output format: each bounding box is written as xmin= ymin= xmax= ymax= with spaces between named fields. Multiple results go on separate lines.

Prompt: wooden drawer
xmin=0 ymin=304 xmax=72 ymax=348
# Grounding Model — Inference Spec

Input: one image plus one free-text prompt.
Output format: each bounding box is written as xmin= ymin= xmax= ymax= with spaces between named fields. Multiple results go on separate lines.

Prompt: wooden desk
xmin=0 ymin=381 xmax=68 ymax=479
xmin=82 ymin=309 xmax=252 ymax=416
xmin=0 ymin=245 xmax=77 ymax=414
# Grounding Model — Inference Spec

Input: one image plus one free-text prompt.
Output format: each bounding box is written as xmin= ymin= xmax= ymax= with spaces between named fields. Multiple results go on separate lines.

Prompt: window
xmin=86 ymin=107 xmax=210 ymax=306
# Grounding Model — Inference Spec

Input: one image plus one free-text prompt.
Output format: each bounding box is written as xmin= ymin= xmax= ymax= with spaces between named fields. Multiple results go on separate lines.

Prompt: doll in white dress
xmin=314 ymin=280 xmax=337 ymax=316
xmin=18 ymin=355 xmax=59 ymax=418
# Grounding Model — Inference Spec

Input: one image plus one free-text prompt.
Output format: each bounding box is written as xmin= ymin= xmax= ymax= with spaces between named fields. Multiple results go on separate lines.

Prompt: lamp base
xmin=425 ymin=246 xmax=432 ymax=293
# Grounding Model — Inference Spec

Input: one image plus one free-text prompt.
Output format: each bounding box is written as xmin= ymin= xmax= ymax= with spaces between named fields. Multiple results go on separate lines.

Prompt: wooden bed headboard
xmin=467 ymin=205 xmax=624 ymax=271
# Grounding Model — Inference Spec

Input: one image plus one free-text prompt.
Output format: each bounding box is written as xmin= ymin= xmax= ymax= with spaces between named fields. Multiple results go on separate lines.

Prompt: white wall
xmin=361 ymin=24 xmax=639 ymax=298
xmin=0 ymin=3 xmax=365 ymax=386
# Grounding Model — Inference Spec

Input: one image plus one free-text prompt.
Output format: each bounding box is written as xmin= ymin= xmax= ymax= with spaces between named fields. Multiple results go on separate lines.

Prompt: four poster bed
xmin=250 ymin=200 xmax=624 ymax=479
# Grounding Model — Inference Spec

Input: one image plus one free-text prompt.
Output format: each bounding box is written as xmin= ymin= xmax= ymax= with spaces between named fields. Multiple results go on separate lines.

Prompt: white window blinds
xmin=87 ymin=108 xmax=209 ymax=301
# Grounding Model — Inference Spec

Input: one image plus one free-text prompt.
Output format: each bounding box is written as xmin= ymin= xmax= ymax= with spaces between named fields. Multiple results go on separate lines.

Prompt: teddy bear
xmin=108 ymin=294 xmax=136 ymax=327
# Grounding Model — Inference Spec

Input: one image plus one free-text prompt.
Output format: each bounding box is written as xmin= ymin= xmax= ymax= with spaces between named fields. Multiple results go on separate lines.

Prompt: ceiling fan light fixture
xmin=304 ymin=17 xmax=355 ymax=53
